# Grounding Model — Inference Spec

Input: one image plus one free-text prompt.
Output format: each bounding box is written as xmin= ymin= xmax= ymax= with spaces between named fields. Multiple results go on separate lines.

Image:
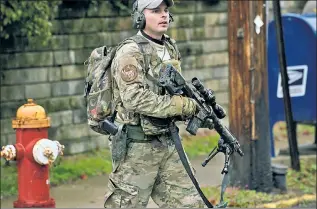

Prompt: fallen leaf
xmin=80 ymin=174 xmax=88 ymax=180
xmin=302 ymin=130 xmax=311 ymax=136
xmin=208 ymin=198 xmax=217 ymax=205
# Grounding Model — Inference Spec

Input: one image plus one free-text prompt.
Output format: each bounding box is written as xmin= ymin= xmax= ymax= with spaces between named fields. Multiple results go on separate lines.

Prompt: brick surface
xmin=1 ymin=68 xmax=48 ymax=85
xmin=25 ymin=83 xmax=51 ymax=99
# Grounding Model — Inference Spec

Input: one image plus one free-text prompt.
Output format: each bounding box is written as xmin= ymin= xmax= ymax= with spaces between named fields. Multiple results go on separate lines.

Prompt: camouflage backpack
xmin=83 ymin=35 xmax=153 ymax=135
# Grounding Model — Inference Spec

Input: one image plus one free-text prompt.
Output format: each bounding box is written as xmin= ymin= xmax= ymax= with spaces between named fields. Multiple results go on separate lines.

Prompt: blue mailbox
xmin=267 ymin=13 xmax=316 ymax=157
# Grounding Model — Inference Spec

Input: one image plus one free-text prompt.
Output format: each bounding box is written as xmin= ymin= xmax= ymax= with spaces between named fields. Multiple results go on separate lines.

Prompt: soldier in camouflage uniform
xmin=104 ymin=0 xmax=205 ymax=207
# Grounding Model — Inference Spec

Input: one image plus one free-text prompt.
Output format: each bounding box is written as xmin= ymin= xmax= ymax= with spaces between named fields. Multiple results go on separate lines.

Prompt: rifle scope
xmin=191 ymin=77 xmax=226 ymax=119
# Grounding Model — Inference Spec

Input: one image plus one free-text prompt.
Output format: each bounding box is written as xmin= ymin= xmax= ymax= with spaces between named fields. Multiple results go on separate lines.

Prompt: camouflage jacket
xmin=111 ymin=33 xmax=182 ymax=135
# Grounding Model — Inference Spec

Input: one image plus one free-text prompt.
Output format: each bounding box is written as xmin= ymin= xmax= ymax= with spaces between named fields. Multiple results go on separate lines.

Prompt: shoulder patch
xmin=120 ymin=64 xmax=138 ymax=82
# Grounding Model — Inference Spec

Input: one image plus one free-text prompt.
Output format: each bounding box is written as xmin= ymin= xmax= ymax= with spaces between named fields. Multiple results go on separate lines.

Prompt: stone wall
xmin=0 ymin=0 xmax=306 ymax=155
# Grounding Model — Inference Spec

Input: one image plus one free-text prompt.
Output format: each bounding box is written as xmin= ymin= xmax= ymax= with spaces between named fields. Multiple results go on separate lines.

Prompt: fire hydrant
xmin=0 ymin=99 xmax=65 ymax=208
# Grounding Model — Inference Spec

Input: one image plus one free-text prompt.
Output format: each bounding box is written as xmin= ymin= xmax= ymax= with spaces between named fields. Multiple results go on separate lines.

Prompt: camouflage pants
xmin=104 ymin=134 xmax=205 ymax=208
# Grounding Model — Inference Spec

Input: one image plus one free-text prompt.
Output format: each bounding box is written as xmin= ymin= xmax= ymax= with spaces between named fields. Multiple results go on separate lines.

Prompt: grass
xmin=201 ymin=157 xmax=317 ymax=208
xmin=0 ymin=164 xmax=16 ymax=199
xmin=1 ymin=148 xmax=113 ymax=198
xmin=183 ymin=133 xmax=219 ymax=159
xmin=0 ymin=133 xmax=219 ymax=199
xmin=297 ymin=124 xmax=315 ymax=134
xmin=274 ymin=122 xmax=315 ymax=139
xmin=202 ymin=186 xmax=296 ymax=208
xmin=274 ymin=123 xmax=315 ymax=134
xmin=286 ymin=157 xmax=317 ymax=194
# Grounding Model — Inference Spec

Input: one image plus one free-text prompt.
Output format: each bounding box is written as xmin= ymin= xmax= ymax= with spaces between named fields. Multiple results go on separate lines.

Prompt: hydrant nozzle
xmin=1 ymin=145 xmax=17 ymax=161
xmin=33 ymin=139 xmax=65 ymax=165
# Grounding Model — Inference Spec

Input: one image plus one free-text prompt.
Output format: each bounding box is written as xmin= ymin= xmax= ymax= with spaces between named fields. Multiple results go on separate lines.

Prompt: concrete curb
xmin=256 ymin=194 xmax=316 ymax=208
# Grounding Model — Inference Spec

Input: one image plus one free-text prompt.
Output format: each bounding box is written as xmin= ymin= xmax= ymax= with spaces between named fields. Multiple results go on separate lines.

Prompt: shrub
xmin=0 ymin=0 xmax=61 ymax=46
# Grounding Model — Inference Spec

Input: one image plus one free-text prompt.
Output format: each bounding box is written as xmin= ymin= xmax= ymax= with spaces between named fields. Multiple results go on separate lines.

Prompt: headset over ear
xmin=131 ymin=0 xmax=174 ymax=29
xmin=132 ymin=1 xmax=146 ymax=29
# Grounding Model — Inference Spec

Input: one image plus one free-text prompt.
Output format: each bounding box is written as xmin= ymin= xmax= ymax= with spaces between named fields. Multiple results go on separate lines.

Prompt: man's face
xmin=143 ymin=1 xmax=170 ymax=35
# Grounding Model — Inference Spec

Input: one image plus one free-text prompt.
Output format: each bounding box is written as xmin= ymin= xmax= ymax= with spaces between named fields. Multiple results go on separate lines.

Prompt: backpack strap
xmin=129 ymin=35 xmax=164 ymax=87
xmin=128 ymin=34 xmax=153 ymax=74
xmin=109 ymin=35 xmax=154 ymax=117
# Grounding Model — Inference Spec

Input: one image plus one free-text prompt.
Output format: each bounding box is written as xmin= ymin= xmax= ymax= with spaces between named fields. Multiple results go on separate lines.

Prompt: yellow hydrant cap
xmin=12 ymin=99 xmax=50 ymax=128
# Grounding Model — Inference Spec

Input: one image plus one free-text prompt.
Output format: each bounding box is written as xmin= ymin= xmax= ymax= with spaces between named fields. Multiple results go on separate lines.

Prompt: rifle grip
xmin=186 ymin=116 xmax=202 ymax=135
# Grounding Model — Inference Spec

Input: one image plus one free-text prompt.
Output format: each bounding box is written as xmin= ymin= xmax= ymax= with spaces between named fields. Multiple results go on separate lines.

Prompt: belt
xmin=126 ymin=125 xmax=163 ymax=143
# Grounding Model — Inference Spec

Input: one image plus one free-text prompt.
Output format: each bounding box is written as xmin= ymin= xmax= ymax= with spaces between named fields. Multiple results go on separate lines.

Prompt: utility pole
xmin=228 ymin=0 xmax=273 ymax=192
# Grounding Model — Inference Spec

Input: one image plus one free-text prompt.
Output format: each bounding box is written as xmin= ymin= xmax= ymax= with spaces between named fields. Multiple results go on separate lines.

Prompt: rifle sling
xmin=168 ymin=122 xmax=214 ymax=208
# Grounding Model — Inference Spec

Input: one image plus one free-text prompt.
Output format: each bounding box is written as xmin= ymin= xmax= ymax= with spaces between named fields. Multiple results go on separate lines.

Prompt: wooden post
xmin=228 ymin=0 xmax=252 ymax=189
xmin=228 ymin=0 xmax=273 ymax=192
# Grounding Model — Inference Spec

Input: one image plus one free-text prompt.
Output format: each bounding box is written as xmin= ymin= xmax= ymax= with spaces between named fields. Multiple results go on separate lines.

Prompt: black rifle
xmin=159 ymin=64 xmax=244 ymax=208
xmin=159 ymin=64 xmax=244 ymax=157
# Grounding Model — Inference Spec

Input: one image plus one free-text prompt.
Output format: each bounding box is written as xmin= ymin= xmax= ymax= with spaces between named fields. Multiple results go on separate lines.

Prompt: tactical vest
xmin=112 ymin=34 xmax=182 ymax=136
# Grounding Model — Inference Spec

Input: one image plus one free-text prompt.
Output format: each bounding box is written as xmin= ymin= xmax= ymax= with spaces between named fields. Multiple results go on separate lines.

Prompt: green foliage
xmin=0 ymin=0 xmax=61 ymax=46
